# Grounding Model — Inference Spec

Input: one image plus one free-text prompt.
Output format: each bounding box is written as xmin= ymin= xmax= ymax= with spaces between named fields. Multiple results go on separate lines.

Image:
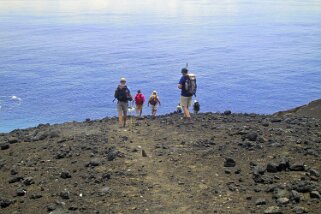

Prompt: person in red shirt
xmin=134 ymin=90 xmax=145 ymax=117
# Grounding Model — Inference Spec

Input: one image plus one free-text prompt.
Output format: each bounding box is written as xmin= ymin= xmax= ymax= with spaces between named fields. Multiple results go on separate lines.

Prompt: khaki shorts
xmin=180 ymin=96 xmax=192 ymax=107
xmin=136 ymin=104 xmax=143 ymax=111
xmin=117 ymin=101 xmax=128 ymax=113
xmin=151 ymin=105 xmax=158 ymax=111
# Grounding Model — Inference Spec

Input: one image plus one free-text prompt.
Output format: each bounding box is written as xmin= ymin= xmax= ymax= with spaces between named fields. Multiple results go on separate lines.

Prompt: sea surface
xmin=1 ymin=0 xmax=321 ymax=132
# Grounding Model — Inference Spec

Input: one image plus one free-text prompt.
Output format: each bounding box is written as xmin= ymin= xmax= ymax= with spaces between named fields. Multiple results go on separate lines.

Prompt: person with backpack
xmin=148 ymin=91 xmax=161 ymax=117
xmin=134 ymin=90 xmax=145 ymax=117
xmin=114 ymin=78 xmax=132 ymax=128
xmin=178 ymin=68 xmax=197 ymax=123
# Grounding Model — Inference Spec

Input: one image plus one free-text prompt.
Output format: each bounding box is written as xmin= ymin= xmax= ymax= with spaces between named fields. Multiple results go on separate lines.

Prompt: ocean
xmin=1 ymin=0 xmax=321 ymax=132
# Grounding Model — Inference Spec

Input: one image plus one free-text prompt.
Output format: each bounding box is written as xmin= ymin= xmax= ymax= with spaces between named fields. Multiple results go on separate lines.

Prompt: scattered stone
xmin=107 ymin=149 xmax=118 ymax=161
xmin=253 ymin=174 xmax=273 ymax=184
xmin=290 ymin=162 xmax=305 ymax=171
xmin=10 ymin=168 xmax=18 ymax=175
xmin=60 ymin=190 xmax=70 ymax=200
xmin=277 ymin=197 xmax=289 ymax=205
xmin=102 ymin=173 xmax=111 ymax=180
xmin=99 ymin=187 xmax=111 ymax=196
xmin=253 ymin=166 xmax=266 ymax=175
xmin=0 ymin=143 xmax=10 ymax=150
xmin=86 ymin=158 xmax=101 ymax=167
xmin=267 ymin=162 xmax=279 ymax=173
xmin=255 ymin=198 xmax=267 ymax=205
xmin=8 ymin=176 xmax=23 ymax=183
xmin=290 ymin=190 xmax=301 ymax=203
xmin=310 ymin=191 xmax=321 ymax=199
xmin=224 ymin=158 xmax=236 ymax=167
xmin=30 ymin=193 xmax=43 ymax=199
xmin=8 ymin=137 xmax=19 ymax=144
xmin=273 ymin=189 xmax=289 ymax=199
xmin=224 ymin=110 xmax=232 ymax=115
xmin=47 ymin=203 xmax=57 ymax=212
xmin=293 ymin=206 xmax=308 ymax=214
xmin=16 ymin=189 xmax=26 ymax=196
xmin=142 ymin=150 xmax=147 ymax=157
xmin=289 ymin=181 xmax=317 ymax=193
xmin=60 ymin=171 xmax=72 ymax=179
xmin=245 ymin=132 xmax=258 ymax=141
xmin=0 ymin=199 xmax=13 ymax=208
xmin=309 ymin=168 xmax=320 ymax=177
xmin=264 ymin=206 xmax=282 ymax=214
xmin=68 ymin=205 xmax=78 ymax=211
xmin=22 ymin=177 xmax=34 ymax=185
xmin=224 ymin=169 xmax=231 ymax=174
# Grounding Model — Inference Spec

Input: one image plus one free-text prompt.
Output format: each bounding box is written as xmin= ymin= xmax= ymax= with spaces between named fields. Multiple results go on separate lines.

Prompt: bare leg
xmin=123 ymin=111 xmax=127 ymax=127
xmin=183 ymin=106 xmax=191 ymax=118
xmin=118 ymin=112 xmax=123 ymax=127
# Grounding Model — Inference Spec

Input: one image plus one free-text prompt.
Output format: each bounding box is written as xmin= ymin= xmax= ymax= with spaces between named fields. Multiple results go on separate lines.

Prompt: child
xmin=148 ymin=91 xmax=161 ymax=116
xmin=134 ymin=90 xmax=145 ymax=117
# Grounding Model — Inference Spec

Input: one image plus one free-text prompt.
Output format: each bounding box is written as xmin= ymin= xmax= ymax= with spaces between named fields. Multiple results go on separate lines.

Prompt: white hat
xmin=120 ymin=78 xmax=126 ymax=82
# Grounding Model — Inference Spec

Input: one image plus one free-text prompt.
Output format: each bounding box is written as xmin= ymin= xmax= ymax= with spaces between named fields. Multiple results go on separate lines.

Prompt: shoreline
xmin=1 ymin=98 xmax=320 ymax=134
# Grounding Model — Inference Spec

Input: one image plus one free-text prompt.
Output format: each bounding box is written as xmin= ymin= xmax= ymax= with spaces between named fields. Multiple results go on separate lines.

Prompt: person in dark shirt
xmin=178 ymin=68 xmax=193 ymax=123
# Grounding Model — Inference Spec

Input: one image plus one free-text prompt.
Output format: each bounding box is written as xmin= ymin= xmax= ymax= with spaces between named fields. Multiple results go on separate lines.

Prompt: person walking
xmin=178 ymin=68 xmax=196 ymax=123
xmin=147 ymin=91 xmax=161 ymax=117
xmin=114 ymin=78 xmax=132 ymax=128
xmin=134 ymin=90 xmax=145 ymax=117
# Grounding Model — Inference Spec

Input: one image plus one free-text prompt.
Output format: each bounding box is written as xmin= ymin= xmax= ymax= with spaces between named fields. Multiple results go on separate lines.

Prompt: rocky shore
xmin=0 ymin=100 xmax=321 ymax=213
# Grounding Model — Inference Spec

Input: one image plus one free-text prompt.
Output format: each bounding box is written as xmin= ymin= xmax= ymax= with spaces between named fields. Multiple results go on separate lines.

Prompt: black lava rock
xmin=86 ymin=158 xmax=101 ymax=167
xmin=60 ymin=171 xmax=72 ymax=179
xmin=16 ymin=189 xmax=26 ymax=196
xmin=47 ymin=203 xmax=57 ymax=212
xmin=22 ymin=177 xmax=34 ymax=185
xmin=107 ymin=149 xmax=118 ymax=161
xmin=8 ymin=176 xmax=24 ymax=183
xmin=255 ymin=198 xmax=267 ymax=205
xmin=224 ymin=110 xmax=232 ymax=115
xmin=267 ymin=162 xmax=279 ymax=173
xmin=290 ymin=163 xmax=305 ymax=171
xmin=0 ymin=199 xmax=13 ymax=208
xmin=30 ymin=194 xmax=43 ymax=199
xmin=224 ymin=158 xmax=236 ymax=167
xmin=0 ymin=143 xmax=10 ymax=150
xmin=310 ymin=191 xmax=321 ymax=199
xmin=245 ymin=132 xmax=258 ymax=141
xmin=60 ymin=191 xmax=70 ymax=200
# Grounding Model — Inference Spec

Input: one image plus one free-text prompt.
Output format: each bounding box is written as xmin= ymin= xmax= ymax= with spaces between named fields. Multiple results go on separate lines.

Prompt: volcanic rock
xmin=0 ymin=143 xmax=10 ymax=150
xmin=224 ymin=158 xmax=236 ymax=167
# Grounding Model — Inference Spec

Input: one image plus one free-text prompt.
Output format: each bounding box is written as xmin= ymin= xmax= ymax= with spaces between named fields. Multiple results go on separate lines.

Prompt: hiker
xmin=134 ymin=90 xmax=145 ymax=117
xmin=148 ymin=91 xmax=161 ymax=116
xmin=178 ymin=68 xmax=197 ymax=123
xmin=114 ymin=78 xmax=132 ymax=128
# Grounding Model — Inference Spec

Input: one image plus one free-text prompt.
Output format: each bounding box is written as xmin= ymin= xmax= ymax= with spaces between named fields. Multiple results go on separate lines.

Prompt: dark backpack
xmin=115 ymin=86 xmax=131 ymax=102
xmin=185 ymin=74 xmax=197 ymax=96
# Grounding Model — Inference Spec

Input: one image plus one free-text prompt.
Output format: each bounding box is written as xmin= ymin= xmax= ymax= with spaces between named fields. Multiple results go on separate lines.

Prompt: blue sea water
xmin=0 ymin=0 xmax=321 ymax=132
